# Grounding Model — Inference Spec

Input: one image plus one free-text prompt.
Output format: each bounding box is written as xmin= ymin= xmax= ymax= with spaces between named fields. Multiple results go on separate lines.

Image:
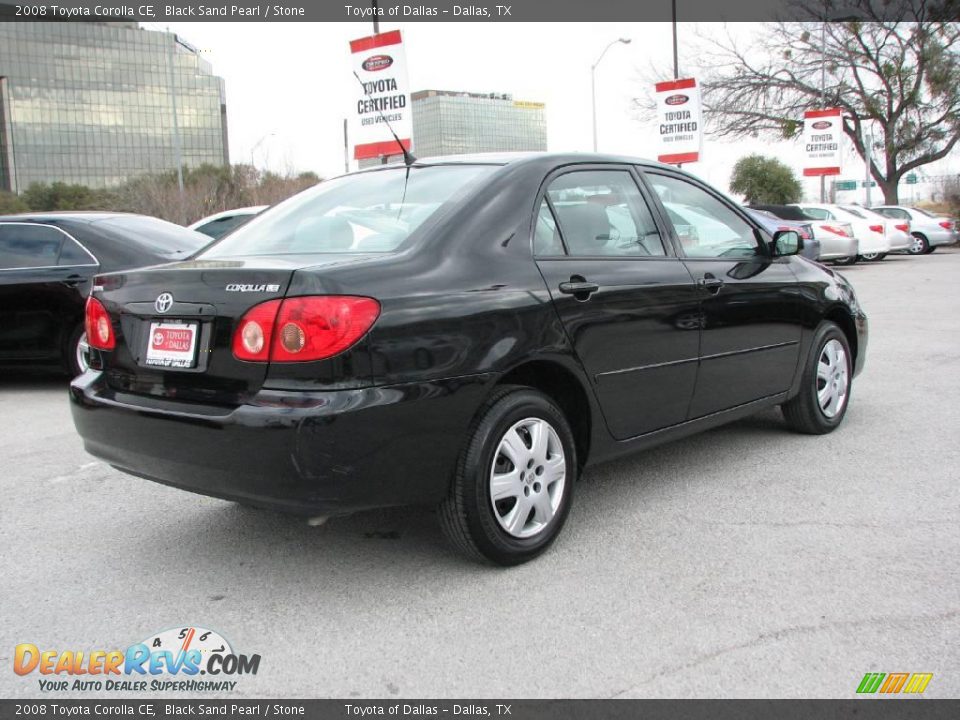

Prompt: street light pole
xmin=591 ymin=38 xmax=631 ymax=152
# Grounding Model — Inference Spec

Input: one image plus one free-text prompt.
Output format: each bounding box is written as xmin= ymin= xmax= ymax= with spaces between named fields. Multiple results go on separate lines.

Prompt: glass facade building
xmin=411 ymin=90 xmax=547 ymax=158
xmin=0 ymin=21 xmax=228 ymax=192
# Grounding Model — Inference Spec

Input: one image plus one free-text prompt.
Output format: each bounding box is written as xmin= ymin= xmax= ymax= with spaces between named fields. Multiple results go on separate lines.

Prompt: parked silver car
xmin=871 ymin=205 xmax=957 ymax=254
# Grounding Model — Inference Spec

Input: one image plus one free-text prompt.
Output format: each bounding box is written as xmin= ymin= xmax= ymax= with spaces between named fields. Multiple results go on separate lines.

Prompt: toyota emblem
xmin=155 ymin=292 xmax=174 ymax=314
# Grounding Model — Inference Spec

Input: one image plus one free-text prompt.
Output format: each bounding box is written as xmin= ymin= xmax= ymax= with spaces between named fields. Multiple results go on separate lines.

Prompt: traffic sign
xmin=905 ymin=173 xmax=919 ymax=185
xmin=861 ymin=180 xmax=877 ymax=187
xmin=835 ymin=180 xmax=857 ymax=191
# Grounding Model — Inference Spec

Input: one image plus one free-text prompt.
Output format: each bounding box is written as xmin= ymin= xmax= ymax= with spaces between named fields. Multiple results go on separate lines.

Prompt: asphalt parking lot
xmin=1 ymin=248 xmax=958 ymax=700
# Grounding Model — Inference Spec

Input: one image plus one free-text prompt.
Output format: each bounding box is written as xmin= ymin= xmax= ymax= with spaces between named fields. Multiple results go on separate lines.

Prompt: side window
xmin=647 ymin=174 xmax=760 ymax=258
xmin=892 ymin=209 xmax=910 ymax=220
xmin=0 ymin=224 xmax=64 ymax=269
xmin=533 ymin=199 xmax=564 ymax=256
xmin=803 ymin=207 xmax=831 ymax=221
xmin=58 ymin=236 xmax=97 ymax=266
xmin=545 ymin=170 xmax=666 ymax=257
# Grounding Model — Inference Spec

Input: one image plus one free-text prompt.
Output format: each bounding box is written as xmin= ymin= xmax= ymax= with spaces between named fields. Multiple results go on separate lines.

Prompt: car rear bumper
xmin=927 ymin=229 xmax=957 ymax=247
xmin=817 ymin=236 xmax=858 ymax=260
xmin=70 ymin=371 xmax=493 ymax=514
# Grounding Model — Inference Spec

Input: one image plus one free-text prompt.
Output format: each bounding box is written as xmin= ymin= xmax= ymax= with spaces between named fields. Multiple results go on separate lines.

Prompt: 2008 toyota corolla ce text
xmin=71 ymin=153 xmax=867 ymax=565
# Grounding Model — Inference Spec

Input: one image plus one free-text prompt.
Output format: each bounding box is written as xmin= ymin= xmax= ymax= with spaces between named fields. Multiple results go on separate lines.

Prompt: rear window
xmin=194 ymin=214 xmax=257 ymax=240
xmin=201 ymin=165 xmax=495 ymax=258
xmin=91 ymin=216 xmax=211 ymax=256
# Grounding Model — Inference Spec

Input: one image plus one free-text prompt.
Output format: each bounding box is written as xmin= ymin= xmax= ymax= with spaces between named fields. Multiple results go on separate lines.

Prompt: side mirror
xmin=771 ymin=229 xmax=803 ymax=257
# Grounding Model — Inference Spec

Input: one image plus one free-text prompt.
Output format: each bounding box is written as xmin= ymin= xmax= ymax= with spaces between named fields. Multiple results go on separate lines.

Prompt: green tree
xmin=695 ymin=3 xmax=960 ymax=203
xmin=730 ymin=154 xmax=803 ymax=204
xmin=0 ymin=190 xmax=28 ymax=215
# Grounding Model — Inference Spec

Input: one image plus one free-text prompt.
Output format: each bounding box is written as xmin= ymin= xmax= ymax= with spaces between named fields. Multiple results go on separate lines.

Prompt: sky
xmin=160 ymin=21 xmax=958 ymax=203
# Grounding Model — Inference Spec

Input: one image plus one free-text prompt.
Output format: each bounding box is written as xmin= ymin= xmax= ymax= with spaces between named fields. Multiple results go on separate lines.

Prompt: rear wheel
xmin=833 ymin=256 xmax=858 ymax=266
xmin=859 ymin=252 xmax=887 ymax=261
xmin=64 ymin=324 xmax=89 ymax=377
xmin=925 ymin=245 xmax=937 ymax=254
xmin=908 ymin=233 xmax=929 ymax=255
xmin=439 ymin=386 xmax=576 ymax=565
xmin=781 ymin=322 xmax=852 ymax=435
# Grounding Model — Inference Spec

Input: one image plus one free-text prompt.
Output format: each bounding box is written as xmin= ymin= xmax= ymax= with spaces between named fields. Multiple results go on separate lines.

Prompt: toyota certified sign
xmin=802 ymin=108 xmax=843 ymax=176
xmin=349 ymin=30 xmax=412 ymax=163
xmin=654 ymin=77 xmax=702 ymax=165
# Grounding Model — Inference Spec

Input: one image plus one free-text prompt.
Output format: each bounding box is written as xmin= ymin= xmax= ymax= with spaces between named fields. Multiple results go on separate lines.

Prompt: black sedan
xmin=0 ymin=213 xmax=211 ymax=375
xmin=70 ymin=154 xmax=868 ymax=565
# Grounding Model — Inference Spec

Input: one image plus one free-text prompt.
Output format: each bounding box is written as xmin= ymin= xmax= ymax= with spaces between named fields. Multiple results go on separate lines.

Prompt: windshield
xmin=201 ymin=165 xmax=495 ymax=258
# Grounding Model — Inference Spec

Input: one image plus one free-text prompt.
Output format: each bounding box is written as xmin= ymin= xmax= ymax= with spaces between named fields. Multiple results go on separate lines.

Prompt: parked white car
xmin=838 ymin=205 xmax=913 ymax=259
xmin=871 ymin=205 xmax=958 ymax=254
xmin=748 ymin=204 xmax=858 ymax=263
xmin=794 ymin=203 xmax=892 ymax=261
xmin=187 ymin=205 xmax=268 ymax=240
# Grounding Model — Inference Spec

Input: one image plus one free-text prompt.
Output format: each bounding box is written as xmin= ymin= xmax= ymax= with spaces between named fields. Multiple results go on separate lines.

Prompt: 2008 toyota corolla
xmin=70 ymin=153 xmax=868 ymax=565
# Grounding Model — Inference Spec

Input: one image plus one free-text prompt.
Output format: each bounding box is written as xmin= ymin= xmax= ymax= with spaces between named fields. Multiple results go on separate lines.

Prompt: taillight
xmin=940 ymin=220 xmax=954 ymax=230
xmin=895 ymin=223 xmax=909 ymax=232
xmin=822 ymin=225 xmax=848 ymax=236
xmin=232 ymin=299 xmax=282 ymax=361
xmin=85 ymin=297 xmax=115 ymax=350
xmin=869 ymin=224 xmax=884 ymax=234
xmin=232 ymin=296 xmax=380 ymax=363
xmin=799 ymin=224 xmax=813 ymax=240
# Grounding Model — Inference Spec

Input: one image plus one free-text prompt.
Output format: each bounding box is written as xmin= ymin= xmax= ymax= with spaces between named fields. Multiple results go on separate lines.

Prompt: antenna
xmin=352 ymin=71 xmax=417 ymax=167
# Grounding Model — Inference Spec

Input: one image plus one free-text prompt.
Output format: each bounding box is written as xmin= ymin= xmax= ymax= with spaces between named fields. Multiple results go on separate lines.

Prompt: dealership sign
xmin=802 ymin=108 xmax=843 ymax=176
xmin=349 ymin=29 xmax=412 ymax=161
xmin=654 ymin=77 xmax=702 ymax=164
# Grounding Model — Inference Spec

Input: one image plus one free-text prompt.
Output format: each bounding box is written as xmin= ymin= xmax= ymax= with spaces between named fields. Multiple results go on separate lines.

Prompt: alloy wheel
xmin=909 ymin=235 xmax=926 ymax=254
xmin=489 ymin=417 xmax=566 ymax=539
xmin=75 ymin=332 xmax=90 ymax=374
xmin=816 ymin=339 xmax=849 ymax=419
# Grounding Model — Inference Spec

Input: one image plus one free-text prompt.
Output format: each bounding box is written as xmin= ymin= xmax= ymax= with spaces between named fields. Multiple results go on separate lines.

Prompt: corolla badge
xmin=155 ymin=292 xmax=174 ymax=314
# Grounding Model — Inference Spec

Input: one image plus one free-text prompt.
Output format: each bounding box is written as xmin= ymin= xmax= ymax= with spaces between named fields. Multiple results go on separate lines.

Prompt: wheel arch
xmin=823 ymin=305 xmax=858 ymax=366
xmin=494 ymin=359 xmax=594 ymax=469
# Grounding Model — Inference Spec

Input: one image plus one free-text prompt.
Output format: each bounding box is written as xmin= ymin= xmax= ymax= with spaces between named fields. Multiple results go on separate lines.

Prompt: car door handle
xmin=558 ymin=280 xmax=600 ymax=296
xmin=697 ymin=275 xmax=724 ymax=293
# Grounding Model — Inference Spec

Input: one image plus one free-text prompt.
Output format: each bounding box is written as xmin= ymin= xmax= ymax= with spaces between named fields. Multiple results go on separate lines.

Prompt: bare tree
xmin=668 ymin=2 xmax=960 ymax=203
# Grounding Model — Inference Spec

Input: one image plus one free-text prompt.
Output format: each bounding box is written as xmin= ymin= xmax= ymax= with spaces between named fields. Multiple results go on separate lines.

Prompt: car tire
xmin=781 ymin=322 xmax=852 ymax=435
xmin=439 ymin=385 xmax=577 ymax=566
xmin=64 ymin=323 xmax=89 ymax=377
xmin=858 ymin=252 xmax=885 ymax=261
xmin=924 ymin=245 xmax=937 ymax=254
xmin=833 ymin=256 xmax=858 ymax=266
xmin=908 ymin=233 xmax=929 ymax=255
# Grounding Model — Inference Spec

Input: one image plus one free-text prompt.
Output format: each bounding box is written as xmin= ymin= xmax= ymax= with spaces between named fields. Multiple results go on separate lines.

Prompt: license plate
xmin=145 ymin=322 xmax=198 ymax=368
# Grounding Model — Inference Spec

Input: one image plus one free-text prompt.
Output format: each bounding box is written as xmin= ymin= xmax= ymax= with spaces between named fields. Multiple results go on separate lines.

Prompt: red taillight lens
xmin=272 ymin=296 xmax=380 ymax=362
xmin=85 ymin=297 xmax=115 ymax=350
xmin=232 ymin=299 xmax=282 ymax=361
xmin=869 ymin=224 xmax=884 ymax=234
xmin=940 ymin=220 xmax=954 ymax=230
xmin=232 ymin=296 xmax=380 ymax=363
xmin=895 ymin=223 xmax=910 ymax=232
xmin=822 ymin=225 xmax=848 ymax=236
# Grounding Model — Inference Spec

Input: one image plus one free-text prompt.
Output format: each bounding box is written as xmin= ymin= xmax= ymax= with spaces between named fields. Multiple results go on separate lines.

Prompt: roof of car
xmin=0 ymin=211 xmax=140 ymax=224
xmin=357 ymin=151 xmax=682 ymax=172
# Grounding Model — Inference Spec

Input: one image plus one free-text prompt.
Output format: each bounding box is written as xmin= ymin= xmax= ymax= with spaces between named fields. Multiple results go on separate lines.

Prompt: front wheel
xmin=439 ymin=386 xmax=576 ymax=565
xmin=781 ymin=322 xmax=852 ymax=434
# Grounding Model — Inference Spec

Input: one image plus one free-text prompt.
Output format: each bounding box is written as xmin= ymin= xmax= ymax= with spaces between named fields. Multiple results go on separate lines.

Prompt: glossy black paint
xmin=0 ymin=213 xmax=210 ymax=371
xmin=70 ymin=153 xmax=868 ymax=514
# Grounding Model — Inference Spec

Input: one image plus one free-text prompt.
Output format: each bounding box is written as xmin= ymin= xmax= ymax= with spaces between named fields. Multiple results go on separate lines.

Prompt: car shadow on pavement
xmin=122 ymin=406 xmax=799 ymax=580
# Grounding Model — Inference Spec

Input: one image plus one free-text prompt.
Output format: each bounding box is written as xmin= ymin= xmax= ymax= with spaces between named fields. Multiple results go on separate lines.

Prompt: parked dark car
xmin=0 ymin=213 xmax=211 ymax=375
xmin=70 ymin=154 xmax=868 ymax=565
xmin=744 ymin=208 xmax=821 ymax=261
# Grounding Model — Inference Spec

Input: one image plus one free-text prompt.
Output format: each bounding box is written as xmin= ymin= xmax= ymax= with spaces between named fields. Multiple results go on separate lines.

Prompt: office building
xmin=0 ymin=19 xmax=228 ymax=192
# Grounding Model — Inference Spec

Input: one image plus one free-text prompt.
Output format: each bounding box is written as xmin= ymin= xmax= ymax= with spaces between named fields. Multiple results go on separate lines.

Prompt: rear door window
xmin=544 ymin=170 xmax=666 ymax=257
xmin=0 ymin=224 xmax=64 ymax=269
